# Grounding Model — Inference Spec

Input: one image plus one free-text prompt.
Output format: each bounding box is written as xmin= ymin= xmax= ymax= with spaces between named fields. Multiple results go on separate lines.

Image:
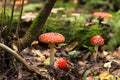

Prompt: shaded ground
xmin=1 ymin=40 xmax=120 ymax=80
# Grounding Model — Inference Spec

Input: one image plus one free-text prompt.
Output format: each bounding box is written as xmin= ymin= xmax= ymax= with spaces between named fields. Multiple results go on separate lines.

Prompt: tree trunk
xmin=15 ymin=0 xmax=56 ymax=51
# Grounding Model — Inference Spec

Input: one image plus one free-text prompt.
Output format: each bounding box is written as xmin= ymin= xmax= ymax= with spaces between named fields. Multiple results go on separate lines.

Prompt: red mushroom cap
xmin=39 ymin=32 xmax=65 ymax=44
xmin=90 ymin=35 xmax=104 ymax=45
xmin=93 ymin=12 xmax=112 ymax=18
xmin=15 ymin=0 xmax=28 ymax=5
xmin=54 ymin=58 xmax=67 ymax=69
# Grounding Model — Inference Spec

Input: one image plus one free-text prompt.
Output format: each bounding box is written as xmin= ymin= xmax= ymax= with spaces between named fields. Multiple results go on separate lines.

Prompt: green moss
xmin=42 ymin=16 xmax=109 ymax=50
xmin=25 ymin=10 xmax=44 ymax=39
xmin=0 ymin=7 xmax=21 ymax=27
xmin=24 ymin=3 xmax=43 ymax=12
xmin=54 ymin=1 xmax=77 ymax=8
xmin=107 ymin=12 xmax=120 ymax=50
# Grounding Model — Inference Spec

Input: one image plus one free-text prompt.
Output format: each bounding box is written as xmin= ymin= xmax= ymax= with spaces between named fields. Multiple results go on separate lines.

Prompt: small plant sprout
xmin=90 ymin=35 xmax=104 ymax=61
xmin=54 ymin=58 xmax=67 ymax=69
xmin=39 ymin=32 xmax=65 ymax=65
xmin=93 ymin=12 xmax=112 ymax=25
xmin=68 ymin=50 xmax=79 ymax=58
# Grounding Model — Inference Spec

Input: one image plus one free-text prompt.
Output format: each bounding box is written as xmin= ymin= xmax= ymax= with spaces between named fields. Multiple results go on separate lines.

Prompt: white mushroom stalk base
xmin=93 ymin=45 xmax=99 ymax=61
xmin=48 ymin=44 xmax=56 ymax=65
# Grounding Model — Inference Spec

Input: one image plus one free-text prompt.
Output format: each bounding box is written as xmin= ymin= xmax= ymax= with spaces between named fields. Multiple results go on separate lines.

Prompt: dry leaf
xmin=0 ymin=75 xmax=7 ymax=80
xmin=113 ymin=69 xmax=120 ymax=78
xmin=65 ymin=41 xmax=78 ymax=52
xmin=22 ymin=71 xmax=31 ymax=77
xmin=101 ymin=45 xmax=107 ymax=51
xmin=43 ymin=58 xmax=50 ymax=65
xmin=31 ymin=49 xmax=43 ymax=57
xmin=106 ymin=55 xmax=114 ymax=60
xmin=103 ymin=51 xmax=109 ymax=56
xmin=42 ymin=50 xmax=50 ymax=57
xmin=31 ymin=40 xmax=38 ymax=45
xmin=12 ymin=43 xmax=18 ymax=51
xmin=117 ymin=78 xmax=120 ymax=80
xmin=22 ymin=12 xmax=37 ymax=22
xmin=86 ymin=76 xmax=94 ymax=80
xmin=99 ymin=71 xmax=115 ymax=80
xmin=112 ymin=51 xmax=120 ymax=58
xmin=0 ymin=77 xmax=2 ymax=80
xmin=35 ymin=56 xmax=46 ymax=62
xmin=72 ymin=0 xmax=78 ymax=4
xmin=99 ymin=51 xmax=109 ymax=58
xmin=103 ymin=61 xmax=112 ymax=68
xmin=78 ymin=61 xmax=87 ymax=67
xmin=112 ymin=59 xmax=120 ymax=65
xmin=47 ymin=48 xmax=57 ymax=55
xmin=117 ymin=47 xmax=120 ymax=52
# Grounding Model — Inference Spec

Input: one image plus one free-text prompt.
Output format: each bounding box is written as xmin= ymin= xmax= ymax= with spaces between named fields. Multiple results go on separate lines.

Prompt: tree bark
xmin=15 ymin=0 xmax=56 ymax=51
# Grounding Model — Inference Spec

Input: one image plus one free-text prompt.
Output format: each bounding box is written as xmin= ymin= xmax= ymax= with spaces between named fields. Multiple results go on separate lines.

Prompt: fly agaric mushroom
xmin=39 ymin=32 xmax=65 ymax=65
xmin=54 ymin=58 xmax=67 ymax=69
xmin=90 ymin=35 xmax=104 ymax=61
xmin=93 ymin=12 xmax=112 ymax=25
xmin=15 ymin=0 xmax=28 ymax=5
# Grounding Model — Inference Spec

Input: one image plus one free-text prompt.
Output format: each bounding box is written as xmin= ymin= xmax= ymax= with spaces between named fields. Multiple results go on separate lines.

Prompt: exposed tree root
xmin=0 ymin=43 xmax=50 ymax=79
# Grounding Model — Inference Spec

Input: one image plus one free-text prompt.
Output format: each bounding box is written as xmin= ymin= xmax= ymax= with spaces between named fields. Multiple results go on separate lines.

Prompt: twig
xmin=15 ymin=0 xmax=24 ymax=38
xmin=1 ymin=0 xmax=7 ymax=28
xmin=0 ymin=43 xmax=49 ymax=79
xmin=8 ymin=0 xmax=16 ymax=30
xmin=3 ymin=0 xmax=7 ymax=26
xmin=17 ymin=63 xmax=23 ymax=79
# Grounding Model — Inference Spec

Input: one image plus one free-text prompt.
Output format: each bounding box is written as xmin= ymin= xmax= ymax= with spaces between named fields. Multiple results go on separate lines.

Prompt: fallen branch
xmin=0 ymin=43 xmax=49 ymax=79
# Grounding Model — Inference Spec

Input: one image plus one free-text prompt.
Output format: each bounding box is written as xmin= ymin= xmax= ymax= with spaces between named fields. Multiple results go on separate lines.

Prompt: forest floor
xmin=1 ymin=40 xmax=120 ymax=80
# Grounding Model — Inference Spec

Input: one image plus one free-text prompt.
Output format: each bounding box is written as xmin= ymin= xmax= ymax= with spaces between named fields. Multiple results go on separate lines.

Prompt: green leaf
xmin=82 ymin=69 xmax=91 ymax=80
xmin=68 ymin=50 xmax=80 ymax=58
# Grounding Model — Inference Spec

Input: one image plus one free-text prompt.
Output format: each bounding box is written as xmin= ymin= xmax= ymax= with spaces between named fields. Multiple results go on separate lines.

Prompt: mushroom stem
xmin=93 ymin=45 xmax=99 ymax=61
xmin=98 ymin=18 xmax=103 ymax=25
xmin=48 ymin=44 xmax=56 ymax=65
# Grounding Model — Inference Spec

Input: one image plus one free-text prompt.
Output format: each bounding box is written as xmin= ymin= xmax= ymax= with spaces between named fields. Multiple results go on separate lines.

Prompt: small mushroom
xmin=71 ymin=13 xmax=80 ymax=22
xmin=39 ymin=32 xmax=65 ymax=65
xmin=90 ymin=35 xmax=104 ymax=61
xmin=54 ymin=58 xmax=67 ymax=69
xmin=92 ymin=12 xmax=112 ymax=25
xmin=15 ymin=0 xmax=28 ymax=5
